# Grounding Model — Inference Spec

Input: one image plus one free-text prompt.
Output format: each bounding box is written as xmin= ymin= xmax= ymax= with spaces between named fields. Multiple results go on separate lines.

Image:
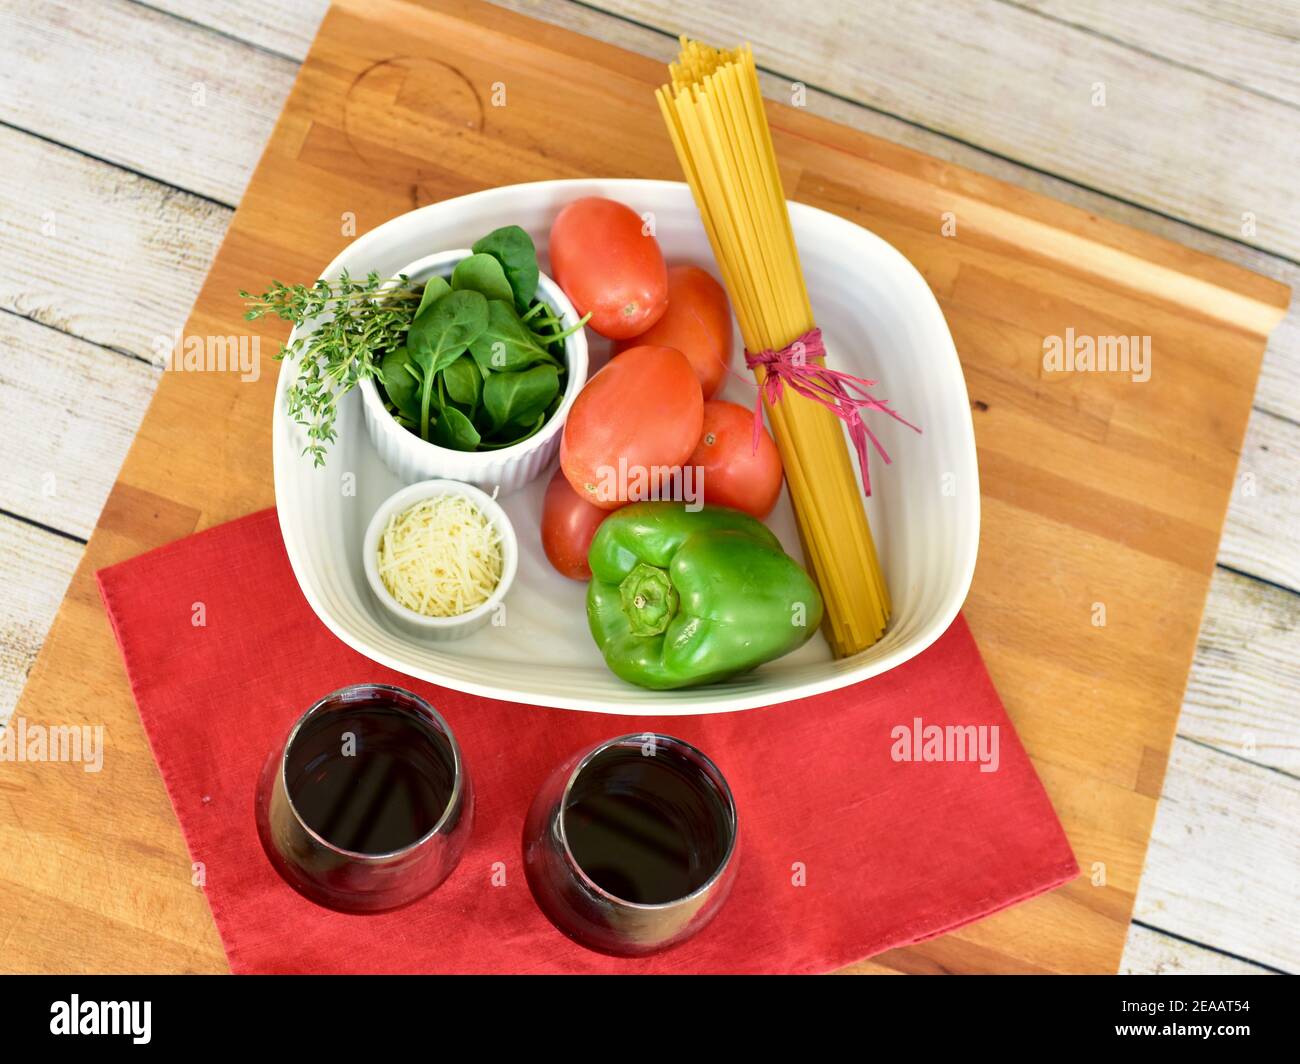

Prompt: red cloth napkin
xmin=97 ymin=509 xmax=1077 ymax=974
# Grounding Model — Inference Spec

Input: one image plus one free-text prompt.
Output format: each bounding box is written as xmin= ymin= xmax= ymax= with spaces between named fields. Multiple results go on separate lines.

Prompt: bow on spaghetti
xmin=744 ymin=328 xmax=920 ymax=497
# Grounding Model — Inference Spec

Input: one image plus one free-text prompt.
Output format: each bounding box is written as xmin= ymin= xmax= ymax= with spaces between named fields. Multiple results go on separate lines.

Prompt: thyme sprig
xmin=242 ymin=271 xmax=421 ymax=466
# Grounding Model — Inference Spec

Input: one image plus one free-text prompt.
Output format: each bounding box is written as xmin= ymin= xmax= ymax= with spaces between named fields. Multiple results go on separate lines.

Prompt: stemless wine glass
xmin=523 ymin=732 xmax=739 ymax=957
xmin=255 ymin=683 xmax=473 ymax=913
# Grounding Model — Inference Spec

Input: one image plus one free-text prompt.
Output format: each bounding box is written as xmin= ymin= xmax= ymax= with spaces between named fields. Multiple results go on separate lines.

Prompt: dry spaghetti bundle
xmin=657 ymin=38 xmax=911 ymax=657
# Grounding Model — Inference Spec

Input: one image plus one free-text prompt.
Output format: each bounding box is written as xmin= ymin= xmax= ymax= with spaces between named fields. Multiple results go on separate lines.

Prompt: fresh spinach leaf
xmin=483 ymin=363 xmax=560 ymax=432
xmin=409 ymin=289 xmax=489 ymax=372
xmin=408 ymin=290 xmax=489 ymax=438
xmin=451 ymin=254 xmax=514 ymax=303
xmin=379 ymin=345 xmax=422 ymax=421
xmin=442 ymin=354 xmax=482 ymax=410
xmin=415 ymin=274 xmax=451 ymax=317
xmin=544 ymin=388 xmax=564 ymax=420
xmin=468 ymin=300 xmax=558 ymax=374
xmin=471 ymin=225 xmax=538 ymax=310
xmin=479 ymin=412 xmax=546 ymax=450
xmin=430 ymin=405 xmax=481 ymax=451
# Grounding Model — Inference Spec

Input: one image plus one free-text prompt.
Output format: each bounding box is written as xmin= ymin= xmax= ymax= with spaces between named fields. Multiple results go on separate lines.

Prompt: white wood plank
xmin=568 ymin=0 xmax=1300 ymax=259
xmin=0 ymin=520 xmax=83 ymax=728
xmin=1134 ymin=738 xmax=1300 ymax=972
xmin=1184 ymin=568 xmax=1300 ymax=776
xmin=0 ymin=126 xmax=230 ymax=359
xmin=0 ymin=0 xmax=297 ymax=204
xmin=1251 ymin=290 xmax=1300 ymax=429
xmin=1014 ymin=0 xmax=1300 ymax=107
xmin=0 ymin=317 xmax=159 ymax=540
xmin=1220 ymin=408 xmax=1300 ymax=593
xmin=1121 ymin=923 xmax=1276 ymax=975
xmin=148 ymin=0 xmax=328 ymax=61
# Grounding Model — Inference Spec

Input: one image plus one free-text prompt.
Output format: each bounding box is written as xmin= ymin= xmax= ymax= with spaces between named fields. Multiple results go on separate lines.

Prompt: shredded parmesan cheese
xmin=377 ymin=495 xmax=504 ymax=617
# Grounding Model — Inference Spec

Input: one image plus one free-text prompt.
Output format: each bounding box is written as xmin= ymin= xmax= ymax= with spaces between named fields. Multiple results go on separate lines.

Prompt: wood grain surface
xmin=0 ymin=0 xmax=1290 ymax=974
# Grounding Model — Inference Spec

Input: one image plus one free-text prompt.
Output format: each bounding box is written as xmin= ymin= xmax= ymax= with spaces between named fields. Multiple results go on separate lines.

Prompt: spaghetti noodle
xmin=657 ymin=38 xmax=894 ymax=656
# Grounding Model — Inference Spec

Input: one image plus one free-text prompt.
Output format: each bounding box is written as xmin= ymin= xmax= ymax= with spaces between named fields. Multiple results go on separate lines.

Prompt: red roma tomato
xmin=541 ymin=467 xmax=610 ymax=581
xmin=688 ymin=400 xmax=784 ymax=519
xmin=560 ymin=345 xmax=704 ymax=510
xmin=614 ymin=266 xmax=733 ymax=398
xmin=549 ymin=197 xmax=668 ymax=339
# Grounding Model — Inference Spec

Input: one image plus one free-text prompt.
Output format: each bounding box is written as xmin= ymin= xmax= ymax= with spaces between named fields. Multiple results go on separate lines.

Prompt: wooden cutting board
xmin=0 ymin=0 xmax=1287 ymax=974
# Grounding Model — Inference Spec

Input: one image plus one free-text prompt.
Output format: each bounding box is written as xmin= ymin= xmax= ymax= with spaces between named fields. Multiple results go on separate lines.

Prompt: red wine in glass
xmin=523 ymin=733 xmax=738 ymax=956
xmin=256 ymin=684 xmax=472 ymax=913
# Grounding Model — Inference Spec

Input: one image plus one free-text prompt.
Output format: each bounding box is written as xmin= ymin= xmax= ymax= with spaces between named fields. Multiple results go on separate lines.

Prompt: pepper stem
xmin=619 ymin=563 xmax=678 ymax=637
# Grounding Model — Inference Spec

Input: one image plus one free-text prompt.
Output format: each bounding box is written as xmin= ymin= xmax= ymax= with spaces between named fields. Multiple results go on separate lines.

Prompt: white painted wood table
xmin=0 ymin=0 xmax=1295 ymax=974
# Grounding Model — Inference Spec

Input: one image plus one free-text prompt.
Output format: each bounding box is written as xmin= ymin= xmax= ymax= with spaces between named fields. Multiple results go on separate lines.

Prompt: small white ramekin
xmin=362 ymin=480 xmax=519 ymax=642
xmin=359 ymin=248 xmax=588 ymax=494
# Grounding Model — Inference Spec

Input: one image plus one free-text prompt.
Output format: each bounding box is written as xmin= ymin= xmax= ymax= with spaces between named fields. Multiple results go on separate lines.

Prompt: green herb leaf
xmin=544 ymin=389 xmax=564 ymax=420
xmin=241 ymin=271 xmax=423 ymax=466
xmin=409 ymin=289 xmax=488 ymax=372
xmin=471 ymin=225 xmax=539 ymax=310
xmin=442 ymin=354 xmax=482 ymax=410
xmin=479 ymin=412 xmax=547 ymax=449
xmin=415 ymin=275 xmax=452 ymax=317
xmin=468 ymin=299 xmax=558 ymax=374
xmin=379 ymin=345 xmax=422 ymax=421
xmin=429 ymin=405 xmax=482 ymax=451
xmin=408 ymin=290 xmax=489 ymax=439
xmin=451 ymin=254 xmax=514 ymax=303
xmin=483 ymin=363 xmax=560 ymax=432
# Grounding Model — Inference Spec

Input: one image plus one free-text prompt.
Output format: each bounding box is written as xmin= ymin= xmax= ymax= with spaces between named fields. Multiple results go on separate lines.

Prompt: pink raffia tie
xmin=744 ymin=328 xmax=920 ymax=497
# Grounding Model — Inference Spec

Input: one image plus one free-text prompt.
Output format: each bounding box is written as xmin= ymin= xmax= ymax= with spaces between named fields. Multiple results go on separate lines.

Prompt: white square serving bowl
xmin=272 ymin=178 xmax=979 ymax=715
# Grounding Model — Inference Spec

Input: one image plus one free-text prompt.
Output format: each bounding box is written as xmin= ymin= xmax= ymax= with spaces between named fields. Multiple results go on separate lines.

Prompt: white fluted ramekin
xmin=362 ymin=480 xmax=519 ymax=642
xmin=358 ymin=248 xmax=588 ymax=494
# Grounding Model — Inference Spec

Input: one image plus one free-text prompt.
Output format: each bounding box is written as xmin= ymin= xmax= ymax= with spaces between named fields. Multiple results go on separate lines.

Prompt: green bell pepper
xmin=586 ymin=502 xmax=824 ymax=690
